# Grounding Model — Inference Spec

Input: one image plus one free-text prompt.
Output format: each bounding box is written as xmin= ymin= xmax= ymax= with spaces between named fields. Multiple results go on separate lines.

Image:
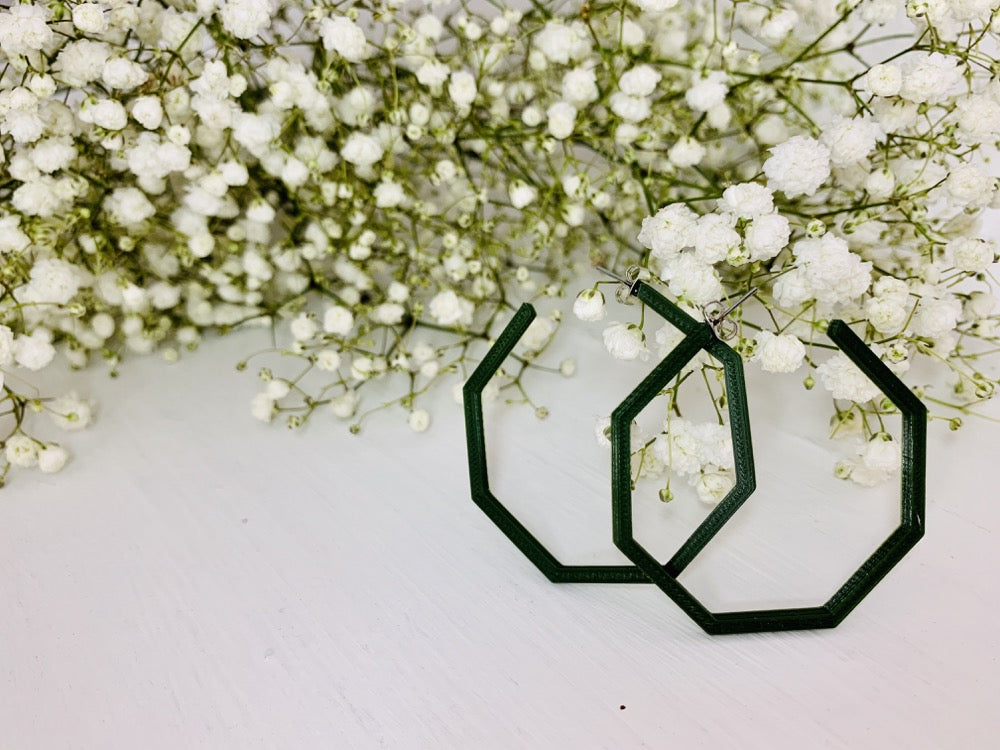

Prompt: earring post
xmin=595 ymin=266 xmax=631 ymax=285
xmin=596 ymin=265 xmax=642 ymax=302
xmin=713 ymin=287 xmax=759 ymax=323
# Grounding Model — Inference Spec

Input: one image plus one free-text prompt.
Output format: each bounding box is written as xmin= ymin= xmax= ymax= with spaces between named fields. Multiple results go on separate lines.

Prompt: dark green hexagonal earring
xmin=609 ymin=275 xmax=927 ymax=635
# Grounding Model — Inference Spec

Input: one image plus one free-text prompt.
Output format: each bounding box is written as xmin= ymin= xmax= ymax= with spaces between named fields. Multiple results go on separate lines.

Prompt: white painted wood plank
xmin=1 ymin=315 xmax=997 ymax=749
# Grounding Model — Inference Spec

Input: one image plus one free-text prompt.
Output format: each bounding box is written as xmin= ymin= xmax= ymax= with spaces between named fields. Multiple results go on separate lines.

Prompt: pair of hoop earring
xmin=462 ymin=269 xmax=926 ymax=635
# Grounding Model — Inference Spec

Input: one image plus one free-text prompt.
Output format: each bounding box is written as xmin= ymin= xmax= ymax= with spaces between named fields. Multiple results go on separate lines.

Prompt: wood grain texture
xmin=1 ymin=315 xmax=997 ymax=750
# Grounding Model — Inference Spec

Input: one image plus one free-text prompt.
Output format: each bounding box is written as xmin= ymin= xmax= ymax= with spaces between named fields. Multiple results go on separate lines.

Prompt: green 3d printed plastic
xmin=462 ymin=278 xmax=927 ymax=635
xmin=611 ymin=280 xmax=927 ymax=634
xmin=463 ymin=302 xmax=649 ymax=583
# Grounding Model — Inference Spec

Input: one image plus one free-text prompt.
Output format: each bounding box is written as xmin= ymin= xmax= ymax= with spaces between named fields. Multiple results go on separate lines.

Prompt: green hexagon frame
xmin=610 ymin=281 xmax=927 ymax=634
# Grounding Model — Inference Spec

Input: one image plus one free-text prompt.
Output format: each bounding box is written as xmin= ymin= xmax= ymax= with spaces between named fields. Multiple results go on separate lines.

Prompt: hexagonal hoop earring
xmin=463 ymin=303 xmax=651 ymax=583
xmin=611 ymin=279 xmax=927 ymax=635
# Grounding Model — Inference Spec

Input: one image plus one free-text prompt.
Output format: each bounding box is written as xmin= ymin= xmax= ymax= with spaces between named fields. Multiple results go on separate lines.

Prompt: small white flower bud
xmin=603 ymin=322 xmax=646 ymax=360
xmin=330 ymin=391 xmax=358 ymax=419
xmin=408 ymin=408 xmax=431 ymax=432
xmin=573 ymin=289 xmax=606 ymax=321
xmin=865 ymin=64 xmax=902 ymax=97
xmin=38 ymin=445 xmax=69 ymax=473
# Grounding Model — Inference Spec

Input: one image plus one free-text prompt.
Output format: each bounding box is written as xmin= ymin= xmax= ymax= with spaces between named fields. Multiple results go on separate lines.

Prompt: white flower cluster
xmin=753 ymin=331 xmax=806 ymax=374
xmin=650 ymin=418 xmax=736 ymax=505
xmin=594 ymin=413 xmax=735 ymax=504
xmin=773 ymin=233 xmax=873 ymax=309
xmin=635 ymin=182 xmax=791 ymax=306
xmin=0 ymin=0 xmax=996 ymax=494
xmin=836 ymin=434 xmax=902 ymax=487
xmin=1 ymin=388 xmax=90 ymax=478
xmin=579 ymin=0 xmax=1000 ymax=494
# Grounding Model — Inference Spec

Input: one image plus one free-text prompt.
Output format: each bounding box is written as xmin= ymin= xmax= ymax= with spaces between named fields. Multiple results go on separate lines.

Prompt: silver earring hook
xmin=596 ymin=265 xmax=641 ymax=305
xmin=701 ymin=288 xmax=758 ymax=340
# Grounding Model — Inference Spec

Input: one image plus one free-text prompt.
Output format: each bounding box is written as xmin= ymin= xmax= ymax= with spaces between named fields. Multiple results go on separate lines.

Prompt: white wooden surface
xmin=2 ymin=314 xmax=998 ymax=750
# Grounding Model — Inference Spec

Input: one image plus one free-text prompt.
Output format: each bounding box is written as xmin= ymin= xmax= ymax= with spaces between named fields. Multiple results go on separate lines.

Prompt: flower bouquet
xmin=0 ymin=0 xmax=998 ymax=499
